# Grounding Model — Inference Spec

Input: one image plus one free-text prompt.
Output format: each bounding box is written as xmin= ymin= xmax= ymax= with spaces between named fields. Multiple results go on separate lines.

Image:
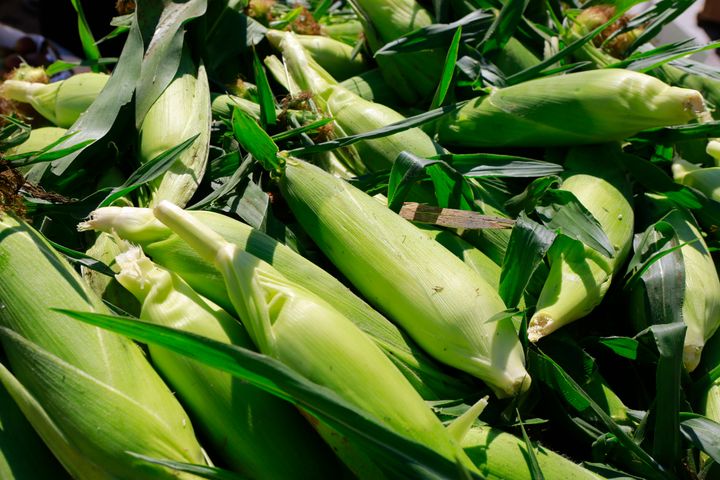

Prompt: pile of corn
xmin=2 ymin=0 xmax=720 ymax=478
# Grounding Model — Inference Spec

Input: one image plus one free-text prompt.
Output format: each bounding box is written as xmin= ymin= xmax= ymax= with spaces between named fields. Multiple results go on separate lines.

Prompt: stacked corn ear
xmin=0 ymin=72 xmax=109 ymax=128
xmin=653 ymin=208 xmax=720 ymax=372
xmin=438 ymin=69 xmax=706 ymax=148
xmin=137 ymin=49 xmax=211 ymax=208
xmin=6 ymin=126 xmax=66 ymax=182
xmin=291 ymin=32 xmax=367 ymax=80
xmin=0 ymin=212 xmax=205 ymax=479
xmin=494 ymin=37 xmax=541 ymax=76
xmin=270 ymin=31 xmax=441 ymax=172
xmin=152 ymin=200 xmax=480 ymax=474
xmin=462 ymin=426 xmax=603 ymax=480
xmin=114 ymin=247 xmax=343 ymax=478
xmin=529 ymin=145 xmax=634 ymax=342
xmin=0 ymin=359 xmax=70 ymax=479
xmin=348 ymin=0 xmax=445 ymax=104
xmin=79 ymin=206 xmax=474 ymax=400
xmin=339 ymin=68 xmax=398 ymax=106
xmin=567 ymin=5 xmax=720 ymax=117
xmin=673 ymin=158 xmax=720 ymax=202
xmin=84 ymin=49 xmax=210 ymax=301
xmin=280 ymin=158 xmax=530 ymax=397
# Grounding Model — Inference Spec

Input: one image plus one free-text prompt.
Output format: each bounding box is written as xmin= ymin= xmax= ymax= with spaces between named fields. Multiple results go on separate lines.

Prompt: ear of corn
xmin=438 ymin=70 xmax=706 ymax=148
xmin=280 ymin=158 xmax=530 ymax=397
xmin=79 ymin=206 xmax=473 ymax=400
xmin=138 ymin=50 xmax=211 ymax=208
xmin=273 ymin=32 xmax=441 ymax=172
xmin=152 ymin=200 xmax=479 ymax=472
xmin=657 ymin=208 xmax=720 ymax=372
xmin=0 ymin=212 xmax=205 ymax=479
xmin=462 ymin=425 xmax=604 ymax=480
xmin=267 ymin=30 xmax=367 ymax=80
xmin=113 ymin=246 xmax=342 ymax=478
xmin=673 ymin=158 xmax=720 ymax=201
xmin=348 ymin=0 xmax=443 ymax=103
xmin=0 ymin=362 xmax=69 ymax=479
xmin=6 ymin=126 xmax=66 ymax=180
xmin=0 ymin=73 xmax=109 ymax=128
xmin=339 ymin=68 xmax=397 ymax=105
xmin=528 ymin=145 xmax=634 ymax=342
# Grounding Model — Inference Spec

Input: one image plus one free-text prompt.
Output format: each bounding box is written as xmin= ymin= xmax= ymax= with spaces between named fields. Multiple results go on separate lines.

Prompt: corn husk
xmin=673 ymin=158 xmax=720 ymax=202
xmin=138 ymin=51 xmax=211 ymax=208
xmin=348 ymin=0 xmax=443 ymax=103
xmin=0 ymin=212 xmax=205 ymax=479
xmin=284 ymin=32 xmax=367 ymax=80
xmin=438 ymin=69 xmax=705 ymax=148
xmin=280 ymin=158 xmax=529 ymax=397
xmin=79 ymin=206 xmax=474 ymax=400
xmin=462 ymin=426 xmax=603 ymax=479
xmin=0 ymin=73 xmax=109 ymax=128
xmin=0 ymin=361 xmax=69 ymax=479
xmin=269 ymin=31 xmax=440 ymax=172
xmin=114 ymin=247 xmax=342 ymax=478
xmin=529 ymin=146 xmax=634 ymax=342
xmin=152 ymin=200 xmax=479 ymax=472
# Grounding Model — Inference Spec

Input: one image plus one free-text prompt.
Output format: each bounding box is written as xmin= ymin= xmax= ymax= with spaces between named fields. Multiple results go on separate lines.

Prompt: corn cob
xmin=528 ymin=145 xmax=634 ymax=342
xmin=137 ymin=51 xmax=211 ymax=208
xmin=152 ymin=200 xmax=480 ymax=473
xmin=280 ymin=158 xmax=529 ymax=397
xmin=0 ymin=72 xmax=108 ymax=128
xmin=0 ymin=212 xmax=205 ymax=479
xmin=114 ymin=247 xmax=342 ymax=478
xmin=6 ymin=126 xmax=66 ymax=181
xmin=79 ymin=206 xmax=473 ymax=400
xmin=438 ymin=69 xmax=705 ymax=148
xmin=462 ymin=426 xmax=604 ymax=479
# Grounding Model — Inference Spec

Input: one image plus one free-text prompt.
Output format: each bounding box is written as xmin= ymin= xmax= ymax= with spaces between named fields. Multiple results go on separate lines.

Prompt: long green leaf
xmin=253 ymin=48 xmax=277 ymax=127
xmin=127 ymin=454 xmax=245 ymax=480
xmin=70 ymin=0 xmax=101 ymax=71
xmin=436 ymin=153 xmax=563 ymax=178
xmin=56 ymin=310 xmax=480 ymax=480
xmin=375 ymin=10 xmax=493 ymax=55
xmin=430 ymin=26 xmax=462 ymax=110
xmin=481 ymin=0 xmax=530 ymax=55
xmin=535 ymin=190 xmax=615 ymax=258
xmin=679 ymin=413 xmax=720 ymax=463
xmin=231 ymin=108 xmax=280 ymax=172
xmin=134 ymin=0 xmax=208 ymax=126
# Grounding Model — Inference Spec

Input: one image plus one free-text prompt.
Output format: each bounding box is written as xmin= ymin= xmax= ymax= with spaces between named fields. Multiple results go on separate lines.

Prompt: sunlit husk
xmin=280 ymin=158 xmax=529 ymax=397
xmin=114 ymin=248 xmax=341 ymax=478
xmin=0 ymin=72 xmax=108 ymax=127
xmin=438 ymin=70 xmax=705 ymax=148
xmin=138 ymin=53 xmax=211 ymax=208
xmin=152 ymin=201 xmax=478 ymax=472
xmin=0 ymin=212 xmax=204 ymax=479
xmin=79 ymin=206 xmax=472 ymax=400
xmin=529 ymin=146 xmax=634 ymax=342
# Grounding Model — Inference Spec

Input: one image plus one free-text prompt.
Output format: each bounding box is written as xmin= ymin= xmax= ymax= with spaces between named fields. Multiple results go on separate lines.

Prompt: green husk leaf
xmin=429 ymin=26 xmax=462 ymax=110
xmin=230 ymin=108 xmax=280 ymax=172
xmin=253 ymin=48 xmax=277 ymax=127
xmin=70 ymin=0 xmax=101 ymax=71
xmin=678 ymin=413 xmax=720 ymax=463
xmin=499 ymin=213 xmax=556 ymax=308
xmin=57 ymin=310 xmax=481 ymax=480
